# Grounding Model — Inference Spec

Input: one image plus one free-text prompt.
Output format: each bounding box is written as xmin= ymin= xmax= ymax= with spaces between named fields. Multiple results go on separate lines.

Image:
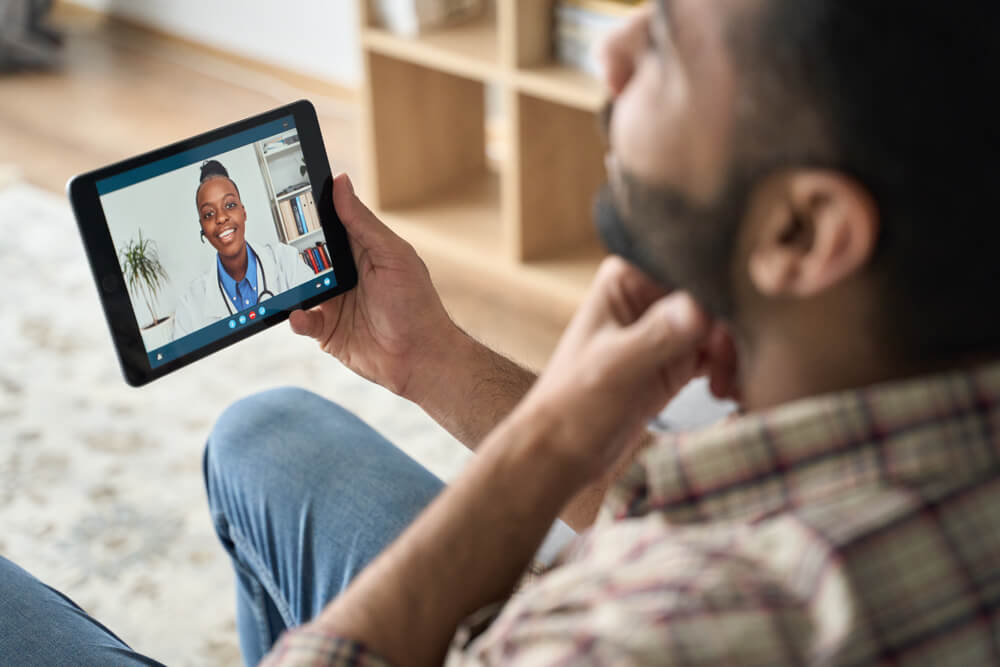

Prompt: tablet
xmin=68 ymin=100 xmax=357 ymax=386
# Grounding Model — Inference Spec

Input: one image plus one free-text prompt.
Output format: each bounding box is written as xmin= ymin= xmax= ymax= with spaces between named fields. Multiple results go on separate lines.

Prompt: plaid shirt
xmin=263 ymin=361 xmax=1000 ymax=666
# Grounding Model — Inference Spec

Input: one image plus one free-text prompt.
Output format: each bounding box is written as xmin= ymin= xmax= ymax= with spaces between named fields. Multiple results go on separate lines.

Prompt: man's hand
xmin=289 ymin=174 xmax=460 ymax=400
xmin=518 ymin=256 xmax=712 ymax=482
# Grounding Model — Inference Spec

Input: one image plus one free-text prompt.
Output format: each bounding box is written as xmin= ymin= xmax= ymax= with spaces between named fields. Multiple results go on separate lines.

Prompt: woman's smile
xmin=217 ymin=226 xmax=238 ymax=243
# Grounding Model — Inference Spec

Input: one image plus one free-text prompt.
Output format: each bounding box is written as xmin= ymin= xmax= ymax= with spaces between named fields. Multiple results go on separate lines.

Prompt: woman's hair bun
xmin=199 ymin=159 xmax=229 ymax=183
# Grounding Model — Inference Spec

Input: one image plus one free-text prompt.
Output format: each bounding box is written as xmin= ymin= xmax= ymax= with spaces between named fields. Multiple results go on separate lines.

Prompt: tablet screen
xmin=95 ymin=115 xmax=340 ymax=370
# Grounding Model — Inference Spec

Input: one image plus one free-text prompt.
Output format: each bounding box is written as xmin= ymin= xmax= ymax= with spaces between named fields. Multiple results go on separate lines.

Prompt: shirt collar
xmin=605 ymin=360 xmax=1000 ymax=525
xmin=216 ymin=244 xmax=258 ymax=304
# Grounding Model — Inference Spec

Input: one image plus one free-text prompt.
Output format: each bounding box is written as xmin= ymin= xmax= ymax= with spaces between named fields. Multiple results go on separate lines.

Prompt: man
xmin=3 ymin=0 xmax=999 ymax=664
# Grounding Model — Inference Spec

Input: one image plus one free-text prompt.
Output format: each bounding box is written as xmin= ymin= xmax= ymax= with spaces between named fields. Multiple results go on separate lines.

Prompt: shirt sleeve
xmin=259 ymin=629 xmax=393 ymax=667
xmin=257 ymin=560 xmax=549 ymax=667
xmin=446 ymin=516 xmax=848 ymax=666
xmin=259 ymin=517 xmax=848 ymax=667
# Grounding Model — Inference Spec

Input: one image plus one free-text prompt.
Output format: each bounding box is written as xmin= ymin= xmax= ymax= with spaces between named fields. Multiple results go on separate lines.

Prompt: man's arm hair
xmin=405 ymin=327 xmax=649 ymax=530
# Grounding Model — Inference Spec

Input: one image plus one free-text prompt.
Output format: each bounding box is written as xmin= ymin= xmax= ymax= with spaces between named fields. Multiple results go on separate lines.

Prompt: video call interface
xmin=96 ymin=116 xmax=340 ymax=369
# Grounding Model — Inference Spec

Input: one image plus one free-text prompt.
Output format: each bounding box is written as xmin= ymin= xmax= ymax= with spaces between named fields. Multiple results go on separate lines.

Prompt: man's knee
xmin=210 ymin=386 xmax=334 ymax=454
xmin=203 ymin=387 xmax=389 ymax=502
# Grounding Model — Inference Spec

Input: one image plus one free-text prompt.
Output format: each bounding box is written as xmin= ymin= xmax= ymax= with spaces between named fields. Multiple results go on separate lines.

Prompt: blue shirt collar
xmin=217 ymin=244 xmax=259 ymax=310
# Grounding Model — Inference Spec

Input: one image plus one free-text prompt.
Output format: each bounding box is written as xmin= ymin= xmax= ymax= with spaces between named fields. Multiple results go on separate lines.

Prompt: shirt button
xmin=245 ymin=300 xmax=250 ymax=305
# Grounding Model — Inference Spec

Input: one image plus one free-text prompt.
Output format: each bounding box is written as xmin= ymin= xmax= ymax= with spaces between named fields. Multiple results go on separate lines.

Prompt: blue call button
xmin=238 ymin=315 xmax=247 ymax=325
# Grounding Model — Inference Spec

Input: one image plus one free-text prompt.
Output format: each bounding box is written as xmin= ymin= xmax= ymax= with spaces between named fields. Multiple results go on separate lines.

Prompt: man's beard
xmin=593 ymin=162 xmax=752 ymax=320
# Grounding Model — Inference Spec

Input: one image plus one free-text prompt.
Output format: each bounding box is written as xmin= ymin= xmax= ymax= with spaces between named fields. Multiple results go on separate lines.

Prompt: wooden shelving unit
xmin=358 ymin=1 xmax=611 ymax=322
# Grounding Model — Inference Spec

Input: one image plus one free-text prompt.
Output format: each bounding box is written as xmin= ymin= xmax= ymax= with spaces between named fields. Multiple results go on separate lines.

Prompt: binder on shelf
xmin=291 ymin=196 xmax=307 ymax=235
xmin=298 ymin=191 xmax=314 ymax=233
xmin=302 ymin=191 xmax=321 ymax=232
xmin=278 ymin=199 xmax=297 ymax=241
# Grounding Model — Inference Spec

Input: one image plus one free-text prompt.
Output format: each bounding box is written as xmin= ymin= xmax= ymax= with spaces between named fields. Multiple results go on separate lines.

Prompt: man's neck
xmin=221 ymin=245 xmax=248 ymax=282
xmin=738 ymin=327 xmax=1000 ymax=413
xmin=738 ymin=331 xmax=895 ymax=411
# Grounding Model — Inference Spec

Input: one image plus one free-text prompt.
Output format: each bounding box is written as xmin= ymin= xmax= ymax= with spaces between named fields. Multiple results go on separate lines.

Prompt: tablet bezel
xmin=68 ymin=100 xmax=357 ymax=386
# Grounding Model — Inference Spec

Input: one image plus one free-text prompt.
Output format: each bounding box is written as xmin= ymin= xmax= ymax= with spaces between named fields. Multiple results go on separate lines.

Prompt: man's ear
xmin=747 ymin=171 xmax=878 ymax=298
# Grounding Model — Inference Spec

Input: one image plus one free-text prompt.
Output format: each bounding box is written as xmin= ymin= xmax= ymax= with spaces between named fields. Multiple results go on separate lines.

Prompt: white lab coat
xmin=172 ymin=242 xmax=316 ymax=340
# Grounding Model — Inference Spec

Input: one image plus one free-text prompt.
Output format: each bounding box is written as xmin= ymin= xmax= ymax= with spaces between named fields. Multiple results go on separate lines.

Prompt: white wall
xmin=101 ymin=143 xmax=283 ymax=340
xmin=69 ymin=0 xmax=361 ymax=87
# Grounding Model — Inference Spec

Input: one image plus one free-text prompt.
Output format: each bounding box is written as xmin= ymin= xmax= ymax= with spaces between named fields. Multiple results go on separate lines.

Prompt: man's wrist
xmin=495 ymin=398 xmax=596 ymax=492
xmin=399 ymin=321 xmax=539 ymax=451
xmin=399 ymin=319 xmax=474 ymax=406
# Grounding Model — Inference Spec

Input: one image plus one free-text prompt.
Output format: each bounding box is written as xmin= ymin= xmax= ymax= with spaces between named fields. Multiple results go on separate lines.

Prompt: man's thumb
xmin=289 ymin=309 xmax=321 ymax=339
xmin=332 ymin=173 xmax=392 ymax=247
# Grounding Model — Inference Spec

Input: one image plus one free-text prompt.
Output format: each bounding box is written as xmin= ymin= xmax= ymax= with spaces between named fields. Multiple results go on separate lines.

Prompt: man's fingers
xmin=705 ymin=324 xmax=740 ymax=400
xmin=626 ymin=292 xmax=710 ymax=368
xmin=589 ymin=256 xmax=669 ymax=327
xmin=289 ymin=308 xmax=322 ymax=339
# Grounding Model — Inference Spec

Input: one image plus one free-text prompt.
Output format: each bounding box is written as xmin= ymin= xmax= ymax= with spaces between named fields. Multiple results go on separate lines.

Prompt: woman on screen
xmin=172 ymin=160 xmax=316 ymax=339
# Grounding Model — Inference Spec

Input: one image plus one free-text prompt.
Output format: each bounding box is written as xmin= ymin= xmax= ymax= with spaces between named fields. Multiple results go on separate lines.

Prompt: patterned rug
xmin=0 ymin=181 xmax=471 ymax=665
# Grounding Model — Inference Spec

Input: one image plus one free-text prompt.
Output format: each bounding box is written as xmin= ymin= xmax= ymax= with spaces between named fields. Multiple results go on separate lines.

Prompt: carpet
xmin=0 ymin=181 xmax=471 ymax=665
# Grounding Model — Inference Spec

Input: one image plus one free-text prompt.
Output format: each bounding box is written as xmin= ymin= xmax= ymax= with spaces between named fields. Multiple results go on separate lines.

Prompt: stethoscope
xmin=217 ymin=243 xmax=275 ymax=316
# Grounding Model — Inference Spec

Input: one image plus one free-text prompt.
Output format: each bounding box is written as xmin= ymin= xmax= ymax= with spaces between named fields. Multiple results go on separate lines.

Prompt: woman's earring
xmin=200 ymin=230 xmax=206 ymax=244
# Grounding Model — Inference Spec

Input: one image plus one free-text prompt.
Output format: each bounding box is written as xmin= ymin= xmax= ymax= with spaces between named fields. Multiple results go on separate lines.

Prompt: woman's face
xmin=197 ymin=176 xmax=247 ymax=260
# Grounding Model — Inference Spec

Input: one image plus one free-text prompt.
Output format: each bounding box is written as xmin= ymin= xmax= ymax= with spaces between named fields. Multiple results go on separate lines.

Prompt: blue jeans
xmin=0 ymin=388 xmax=574 ymax=665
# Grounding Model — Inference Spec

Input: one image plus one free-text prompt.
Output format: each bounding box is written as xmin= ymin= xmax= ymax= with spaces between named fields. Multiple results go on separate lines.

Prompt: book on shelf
xmin=316 ymin=242 xmax=332 ymax=270
xmin=554 ymin=0 xmax=643 ymax=77
xmin=301 ymin=249 xmax=316 ymax=273
xmin=371 ymin=0 xmax=484 ymax=38
xmin=300 ymin=243 xmax=333 ymax=274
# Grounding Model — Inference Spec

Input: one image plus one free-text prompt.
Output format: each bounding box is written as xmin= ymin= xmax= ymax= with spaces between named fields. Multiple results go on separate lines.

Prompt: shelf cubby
xmin=362 ymin=15 xmax=500 ymax=83
xmin=358 ymin=0 xmax=617 ymax=324
xmin=508 ymin=91 xmax=606 ymax=261
xmin=363 ymin=52 xmax=488 ymax=210
xmin=377 ymin=172 xmax=503 ymax=267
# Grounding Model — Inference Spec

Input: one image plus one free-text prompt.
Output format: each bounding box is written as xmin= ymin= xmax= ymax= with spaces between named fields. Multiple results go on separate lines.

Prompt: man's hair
xmin=734 ymin=1 xmax=1000 ymax=362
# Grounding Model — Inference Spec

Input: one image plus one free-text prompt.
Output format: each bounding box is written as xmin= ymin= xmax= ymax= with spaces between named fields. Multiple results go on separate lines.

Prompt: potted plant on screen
xmin=119 ymin=230 xmax=170 ymax=329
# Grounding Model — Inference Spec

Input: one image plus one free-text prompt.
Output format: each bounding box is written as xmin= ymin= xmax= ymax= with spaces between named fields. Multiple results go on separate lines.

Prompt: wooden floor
xmin=0 ymin=6 xmax=567 ymax=370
